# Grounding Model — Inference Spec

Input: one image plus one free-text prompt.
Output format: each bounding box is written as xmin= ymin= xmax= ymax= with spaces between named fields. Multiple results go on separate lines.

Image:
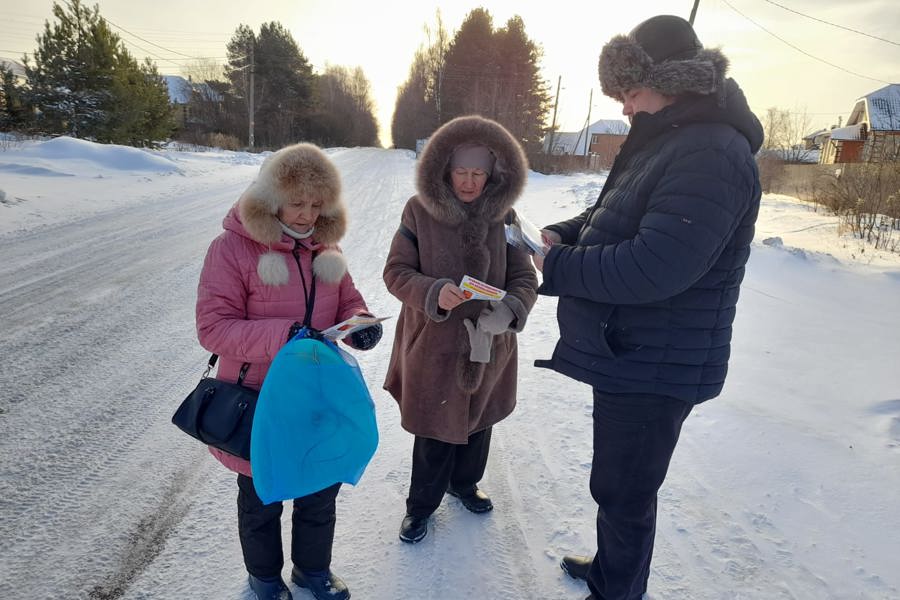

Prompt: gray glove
xmin=463 ymin=318 xmax=492 ymax=363
xmin=477 ymin=301 xmax=515 ymax=335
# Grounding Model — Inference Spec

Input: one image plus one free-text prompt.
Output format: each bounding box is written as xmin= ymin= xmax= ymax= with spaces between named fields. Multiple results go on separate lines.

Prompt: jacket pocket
xmin=558 ymin=297 xmax=616 ymax=359
xmin=403 ymin=314 xmax=428 ymax=352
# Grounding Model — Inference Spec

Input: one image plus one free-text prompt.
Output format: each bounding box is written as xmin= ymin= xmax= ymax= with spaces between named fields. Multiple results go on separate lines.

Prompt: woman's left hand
xmin=532 ymin=252 xmax=544 ymax=272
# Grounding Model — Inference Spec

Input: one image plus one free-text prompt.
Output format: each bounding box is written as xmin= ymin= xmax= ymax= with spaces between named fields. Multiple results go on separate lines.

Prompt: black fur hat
xmin=598 ymin=15 xmax=728 ymax=100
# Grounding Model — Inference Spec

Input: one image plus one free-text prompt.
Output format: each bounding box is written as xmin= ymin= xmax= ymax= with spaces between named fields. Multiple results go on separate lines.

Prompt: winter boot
xmin=248 ymin=574 xmax=293 ymax=600
xmin=447 ymin=486 xmax=493 ymax=513
xmin=290 ymin=567 xmax=350 ymax=600
xmin=560 ymin=554 xmax=592 ymax=581
xmin=399 ymin=513 xmax=428 ymax=543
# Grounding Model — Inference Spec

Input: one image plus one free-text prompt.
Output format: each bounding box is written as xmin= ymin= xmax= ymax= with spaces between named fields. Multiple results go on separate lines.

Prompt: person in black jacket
xmin=532 ymin=15 xmax=764 ymax=600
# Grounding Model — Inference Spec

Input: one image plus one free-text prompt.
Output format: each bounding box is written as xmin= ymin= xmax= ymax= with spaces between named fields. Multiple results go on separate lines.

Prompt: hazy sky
xmin=2 ymin=0 xmax=898 ymax=146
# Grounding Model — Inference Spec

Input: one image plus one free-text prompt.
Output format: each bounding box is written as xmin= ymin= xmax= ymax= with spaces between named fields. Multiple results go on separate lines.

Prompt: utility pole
xmin=248 ymin=41 xmax=255 ymax=150
xmin=583 ymin=88 xmax=593 ymax=166
xmin=545 ymin=76 xmax=561 ymax=156
xmin=689 ymin=0 xmax=700 ymax=25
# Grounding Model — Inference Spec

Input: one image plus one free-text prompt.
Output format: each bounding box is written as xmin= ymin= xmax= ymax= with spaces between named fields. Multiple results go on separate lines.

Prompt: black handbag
xmin=175 ymin=254 xmax=318 ymax=460
xmin=172 ymin=357 xmax=257 ymax=460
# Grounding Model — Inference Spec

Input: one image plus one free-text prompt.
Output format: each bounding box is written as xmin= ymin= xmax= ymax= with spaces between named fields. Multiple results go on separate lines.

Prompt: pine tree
xmin=493 ymin=16 xmax=550 ymax=153
xmin=23 ymin=0 xmax=173 ymax=145
xmin=224 ymin=24 xmax=255 ymax=145
xmin=25 ymin=1 xmax=114 ymax=137
xmin=107 ymin=57 xmax=175 ymax=146
xmin=0 ymin=68 xmax=29 ymax=131
xmin=392 ymin=9 xmax=548 ymax=150
xmin=226 ymin=22 xmax=316 ymax=148
xmin=441 ymin=8 xmax=497 ymax=121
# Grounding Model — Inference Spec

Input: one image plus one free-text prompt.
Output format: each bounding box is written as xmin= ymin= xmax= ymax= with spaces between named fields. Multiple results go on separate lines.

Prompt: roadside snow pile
xmin=11 ymin=136 xmax=182 ymax=175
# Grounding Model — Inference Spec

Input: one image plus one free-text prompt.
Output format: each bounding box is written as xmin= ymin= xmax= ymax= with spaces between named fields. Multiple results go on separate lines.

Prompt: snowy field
xmin=1 ymin=137 xmax=898 ymax=600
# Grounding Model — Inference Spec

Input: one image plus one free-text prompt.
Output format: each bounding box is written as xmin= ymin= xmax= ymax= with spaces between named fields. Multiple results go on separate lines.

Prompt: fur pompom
xmin=257 ymin=251 xmax=290 ymax=286
xmin=312 ymin=248 xmax=347 ymax=283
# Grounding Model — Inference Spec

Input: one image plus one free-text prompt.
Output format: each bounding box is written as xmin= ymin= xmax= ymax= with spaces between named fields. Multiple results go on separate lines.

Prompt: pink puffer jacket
xmin=195 ymin=204 xmax=368 ymax=475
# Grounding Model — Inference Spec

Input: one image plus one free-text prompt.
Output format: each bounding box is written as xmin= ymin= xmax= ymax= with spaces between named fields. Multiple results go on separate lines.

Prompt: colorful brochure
xmin=459 ymin=275 xmax=506 ymax=302
xmin=322 ymin=315 xmax=391 ymax=341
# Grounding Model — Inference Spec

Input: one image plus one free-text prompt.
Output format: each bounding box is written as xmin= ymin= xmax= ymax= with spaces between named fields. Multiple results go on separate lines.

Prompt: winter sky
xmin=2 ymin=0 xmax=899 ymax=146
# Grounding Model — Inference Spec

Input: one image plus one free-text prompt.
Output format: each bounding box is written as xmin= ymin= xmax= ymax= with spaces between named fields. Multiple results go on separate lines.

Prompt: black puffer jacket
xmin=538 ymin=79 xmax=764 ymax=403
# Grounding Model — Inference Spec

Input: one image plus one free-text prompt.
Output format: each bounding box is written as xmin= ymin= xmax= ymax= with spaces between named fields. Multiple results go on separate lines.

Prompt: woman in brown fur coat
xmin=383 ymin=115 xmax=538 ymax=543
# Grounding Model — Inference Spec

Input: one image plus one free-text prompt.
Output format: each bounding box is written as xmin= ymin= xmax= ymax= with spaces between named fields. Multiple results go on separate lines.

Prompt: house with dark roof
xmin=162 ymin=75 xmax=223 ymax=128
xmin=820 ymin=84 xmax=900 ymax=164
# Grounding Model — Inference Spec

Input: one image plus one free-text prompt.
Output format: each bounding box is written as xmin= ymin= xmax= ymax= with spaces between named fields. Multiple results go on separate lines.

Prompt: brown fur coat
xmin=383 ymin=116 xmax=538 ymax=443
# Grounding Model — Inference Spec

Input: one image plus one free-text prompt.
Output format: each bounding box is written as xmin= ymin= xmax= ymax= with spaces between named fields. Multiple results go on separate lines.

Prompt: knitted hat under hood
xmin=238 ymin=142 xmax=348 ymax=285
xmin=598 ymin=14 xmax=729 ymax=101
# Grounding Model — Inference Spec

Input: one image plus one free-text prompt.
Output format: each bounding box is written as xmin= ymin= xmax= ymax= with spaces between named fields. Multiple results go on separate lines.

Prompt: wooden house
xmin=820 ymin=84 xmax=900 ymax=164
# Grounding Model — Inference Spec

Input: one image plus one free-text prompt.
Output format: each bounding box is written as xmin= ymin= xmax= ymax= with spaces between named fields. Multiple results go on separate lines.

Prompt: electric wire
xmin=761 ymin=0 xmax=900 ymax=47
xmin=721 ymin=0 xmax=892 ymax=84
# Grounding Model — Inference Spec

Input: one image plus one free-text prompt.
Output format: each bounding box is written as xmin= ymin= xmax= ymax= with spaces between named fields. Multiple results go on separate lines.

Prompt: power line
xmin=114 ymin=37 xmax=183 ymax=69
xmin=761 ymin=0 xmax=900 ymax=47
xmin=102 ymin=16 xmax=200 ymax=59
xmin=720 ymin=0 xmax=892 ymax=84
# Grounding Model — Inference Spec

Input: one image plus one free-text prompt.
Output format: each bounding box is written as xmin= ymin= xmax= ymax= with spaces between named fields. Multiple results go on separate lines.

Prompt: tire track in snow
xmin=87 ymin=461 xmax=208 ymax=600
xmin=0 ymin=166 xmax=250 ymax=599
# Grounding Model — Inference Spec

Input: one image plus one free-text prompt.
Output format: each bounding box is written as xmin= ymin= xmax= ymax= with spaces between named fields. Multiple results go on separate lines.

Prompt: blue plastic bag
xmin=250 ymin=328 xmax=378 ymax=504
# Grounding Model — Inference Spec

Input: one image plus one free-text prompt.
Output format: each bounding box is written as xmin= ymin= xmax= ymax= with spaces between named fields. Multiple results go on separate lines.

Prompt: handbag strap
xmin=203 ymin=354 xmax=250 ymax=385
xmin=293 ymin=246 xmax=317 ymax=329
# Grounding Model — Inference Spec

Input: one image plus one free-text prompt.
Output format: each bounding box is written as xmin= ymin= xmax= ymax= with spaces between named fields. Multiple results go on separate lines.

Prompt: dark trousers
xmin=587 ymin=391 xmax=693 ymax=600
xmin=406 ymin=427 xmax=492 ymax=518
xmin=237 ymin=474 xmax=342 ymax=579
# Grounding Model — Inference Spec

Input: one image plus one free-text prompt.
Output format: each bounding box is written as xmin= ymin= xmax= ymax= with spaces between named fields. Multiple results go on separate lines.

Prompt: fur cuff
xmin=425 ymin=278 xmax=454 ymax=322
xmin=502 ymin=295 xmax=530 ymax=333
xmin=312 ymin=248 xmax=348 ymax=283
xmin=257 ymin=252 xmax=290 ymax=286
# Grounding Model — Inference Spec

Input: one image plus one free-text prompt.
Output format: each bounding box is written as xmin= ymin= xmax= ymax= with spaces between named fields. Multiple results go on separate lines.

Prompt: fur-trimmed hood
xmin=236 ymin=142 xmax=348 ymax=285
xmin=598 ymin=17 xmax=729 ymax=101
xmin=416 ymin=115 xmax=528 ymax=225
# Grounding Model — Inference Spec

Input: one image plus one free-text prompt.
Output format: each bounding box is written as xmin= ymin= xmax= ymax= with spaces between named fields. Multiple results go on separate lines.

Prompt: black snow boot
xmin=290 ymin=567 xmax=350 ymax=600
xmin=447 ymin=486 xmax=493 ymax=513
xmin=560 ymin=554 xmax=592 ymax=581
xmin=399 ymin=514 xmax=428 ymax=543
xmin=248 ymin=574 xmax=293 ymax=600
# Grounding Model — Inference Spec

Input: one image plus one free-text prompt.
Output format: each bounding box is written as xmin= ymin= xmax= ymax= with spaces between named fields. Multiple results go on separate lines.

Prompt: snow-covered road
xmin=1 ymin=142 xmax=899 ymax=599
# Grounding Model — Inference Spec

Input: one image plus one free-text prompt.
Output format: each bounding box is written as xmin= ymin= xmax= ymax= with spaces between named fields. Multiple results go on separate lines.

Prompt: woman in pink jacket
xmin=196 ymin=143 xmax=381 ymax=600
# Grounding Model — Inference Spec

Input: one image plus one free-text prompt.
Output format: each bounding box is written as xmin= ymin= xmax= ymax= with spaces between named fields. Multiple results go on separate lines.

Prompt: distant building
xmin=162 ymin=75 xmax=223 ymax=128
xmin=820 ymin=84 xmax=900 ymax=164
xmin=0 ymin=57 xmax=27 ymax=85
xmin=802 ymin=128 xmax=829 ymax=150
xmin=543 ymin=119 xmax=630 ymax=168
